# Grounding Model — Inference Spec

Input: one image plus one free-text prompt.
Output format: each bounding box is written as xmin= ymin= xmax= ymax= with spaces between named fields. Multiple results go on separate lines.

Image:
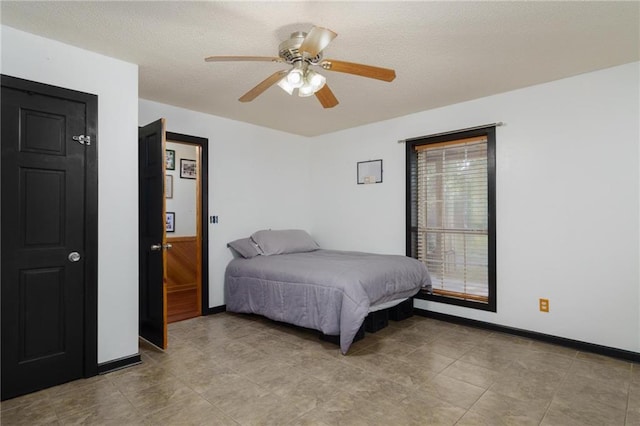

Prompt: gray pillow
xmin=227 ymin=238 xmax=262 ymax=258
xmin=250 ymin=229 xmax=319 ymax=256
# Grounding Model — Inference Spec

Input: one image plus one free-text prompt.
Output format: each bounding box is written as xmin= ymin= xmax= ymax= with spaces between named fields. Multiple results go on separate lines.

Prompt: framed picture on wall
xmin=357 ymin=159 xmax=383 ymax=184
xmin=166 ymin=212 xmax=175 ymax=232
xmin=165 ymin=175 xmax=173 ymax=199
xmin=165 ymin=149 xmax=175 ymax=170
xmin=180 ymin=159 xmax=197 ymax=179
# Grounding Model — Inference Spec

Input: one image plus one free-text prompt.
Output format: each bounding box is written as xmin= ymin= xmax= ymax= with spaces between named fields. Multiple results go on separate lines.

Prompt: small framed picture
xmin=357 ymin=159 xmax=383 ymax=184
xmin=180 ymin=159 xmax=197 ymax=179
xmin=166 ymin=212 xmax=175 ymax=232
xmin=165 ymin=175 xmax=173 ymax=199
xmin=165 ymin=149 xmax=175 ymax=170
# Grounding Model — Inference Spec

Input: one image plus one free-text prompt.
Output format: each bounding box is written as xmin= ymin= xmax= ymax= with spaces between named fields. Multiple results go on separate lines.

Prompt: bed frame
xmin=319 ymin=298 xmax=414 ymax=345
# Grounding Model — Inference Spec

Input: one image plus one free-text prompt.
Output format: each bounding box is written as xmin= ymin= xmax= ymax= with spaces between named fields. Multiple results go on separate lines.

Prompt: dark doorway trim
xmin=204 ymin=305 xmax=226 ymax=315
xmin=165 ymin=131 xmax=209 ymax=314
xmin=1 ymin=74 xmax=99 ymax=377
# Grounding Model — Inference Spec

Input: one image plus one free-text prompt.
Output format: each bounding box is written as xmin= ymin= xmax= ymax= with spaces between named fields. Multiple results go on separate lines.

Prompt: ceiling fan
xmin=204 ymin=26 xmax=396 ymax=108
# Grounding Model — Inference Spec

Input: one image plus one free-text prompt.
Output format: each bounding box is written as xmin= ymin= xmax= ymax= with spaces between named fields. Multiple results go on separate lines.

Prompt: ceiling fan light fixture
xmin=296 ymin=69 xmax=326 ymax=97
xmin=277 ymin=77 xmax=295 ymax=95
xmin=298 ymin=81 xmax=316 ymax=97
xmin=286 ymin=68 xmax=304 ymax=88
xmin=307 ymin=70 xmax=326 ymax=91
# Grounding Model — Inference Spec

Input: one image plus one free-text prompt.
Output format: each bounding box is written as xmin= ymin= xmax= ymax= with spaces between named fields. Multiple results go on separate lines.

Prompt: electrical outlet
xmin=539 ymin=298 xmax=549 ymax=312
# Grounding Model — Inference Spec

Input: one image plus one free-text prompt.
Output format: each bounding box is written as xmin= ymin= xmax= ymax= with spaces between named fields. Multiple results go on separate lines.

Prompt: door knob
xmin=68 ymin=251 xmax=81 ymax=262
xmin=150 ymin=243 xmax=172 ymax=251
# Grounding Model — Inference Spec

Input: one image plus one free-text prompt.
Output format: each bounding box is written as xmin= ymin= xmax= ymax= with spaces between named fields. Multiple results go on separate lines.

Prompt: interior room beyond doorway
xmin=165 ymin=140 xmax=202 ymax=323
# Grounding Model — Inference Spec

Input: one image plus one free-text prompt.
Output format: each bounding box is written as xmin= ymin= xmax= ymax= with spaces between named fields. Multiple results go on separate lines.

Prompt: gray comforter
xmin=224 ymin=249 xmax=431 ymax=354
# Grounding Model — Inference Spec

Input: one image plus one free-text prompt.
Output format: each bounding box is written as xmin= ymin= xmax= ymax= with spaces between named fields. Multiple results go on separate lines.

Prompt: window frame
xmin=406 ymin=126 xmax=496 ymax=312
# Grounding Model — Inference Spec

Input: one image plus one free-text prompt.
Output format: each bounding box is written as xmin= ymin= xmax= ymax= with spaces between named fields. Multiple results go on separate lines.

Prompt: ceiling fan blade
xmin=320 ymin=59 xmax=396 ymax=82
xmin=299 ymin=26 xmax=337 ymax=58
xmin=205 ymin=56 xmax=283 ymax=63
xmin=238 ymin=70 xmax=289 ymax=102
xmin=315 ymin=84 xmax=339 ymax=108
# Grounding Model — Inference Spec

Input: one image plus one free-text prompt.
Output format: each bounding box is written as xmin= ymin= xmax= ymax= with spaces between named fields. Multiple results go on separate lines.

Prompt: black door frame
xmin=165 ymin=131 xmax=210 ymax=315
xmin=1 ymin=74 xmax=98 ymax=379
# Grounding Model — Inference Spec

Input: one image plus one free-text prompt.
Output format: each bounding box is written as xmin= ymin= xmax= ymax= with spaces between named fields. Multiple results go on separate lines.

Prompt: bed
xmin=224 ymin=230 xmax=431 ymax=354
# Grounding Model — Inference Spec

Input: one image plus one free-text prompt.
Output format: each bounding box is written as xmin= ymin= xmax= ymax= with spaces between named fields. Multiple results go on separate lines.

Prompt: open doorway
xmin=139 ymin=121 xmax=209 ymax=349
xmin=165 ymin=132 xmax=209 ymax=324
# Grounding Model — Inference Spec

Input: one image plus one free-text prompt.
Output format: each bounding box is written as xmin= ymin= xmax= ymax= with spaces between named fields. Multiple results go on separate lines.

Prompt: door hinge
xmin=72 ymin=135 xmax=91 ymax=146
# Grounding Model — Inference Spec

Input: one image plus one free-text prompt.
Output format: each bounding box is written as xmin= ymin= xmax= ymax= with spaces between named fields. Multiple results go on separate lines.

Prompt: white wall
xmin=165 ymin=141 xmax=198 ymax=237
xmin=1 ymin=26 xmax=140 ymax=363
xmin=5 ymin=24 xmax=637 ymax=361
xmin=309 ymin=62 xmax=640 ymax=353
xmin=139 ymin=100 xmax=312 ymax=307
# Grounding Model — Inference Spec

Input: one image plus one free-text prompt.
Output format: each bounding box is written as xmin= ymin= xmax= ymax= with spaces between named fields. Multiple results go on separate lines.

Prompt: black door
xmin=1 ymin=75 xmax=98 ymax=400
xmin=138 ymin=119 xmax=168 ymax=349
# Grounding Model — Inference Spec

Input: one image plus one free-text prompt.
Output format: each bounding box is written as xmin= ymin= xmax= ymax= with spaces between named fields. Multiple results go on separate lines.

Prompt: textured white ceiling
xmin=2 ymin=1 xmax=638 ymax=136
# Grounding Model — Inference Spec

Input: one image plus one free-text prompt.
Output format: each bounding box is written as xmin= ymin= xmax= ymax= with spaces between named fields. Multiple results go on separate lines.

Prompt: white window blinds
xmin=416 ymin=136 xmax=489 ymax=303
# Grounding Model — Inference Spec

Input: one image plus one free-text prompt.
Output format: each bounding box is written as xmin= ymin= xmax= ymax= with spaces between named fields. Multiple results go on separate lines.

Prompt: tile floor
xmin=1 ymin=313 xmax=638 ymax=425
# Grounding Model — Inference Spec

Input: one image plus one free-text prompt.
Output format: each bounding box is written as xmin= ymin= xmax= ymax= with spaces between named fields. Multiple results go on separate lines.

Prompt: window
xmin=406 ymin=127 xmax=496 ymax=311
